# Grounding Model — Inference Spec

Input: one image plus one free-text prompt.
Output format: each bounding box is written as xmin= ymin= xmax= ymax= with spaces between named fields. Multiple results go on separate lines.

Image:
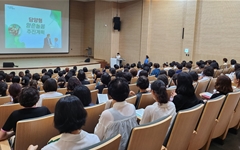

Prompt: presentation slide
xmin=0 ymin=0 xmax=69 ymax=54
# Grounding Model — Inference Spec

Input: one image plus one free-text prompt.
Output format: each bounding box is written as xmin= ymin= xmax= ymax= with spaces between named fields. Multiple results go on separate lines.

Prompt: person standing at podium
xmin=116 ymin=53 xmax=122 ymax=66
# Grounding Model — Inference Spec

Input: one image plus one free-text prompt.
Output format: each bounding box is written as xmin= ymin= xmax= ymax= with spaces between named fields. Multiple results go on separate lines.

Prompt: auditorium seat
xmin=0 ymin=139 xmax=11 ymax=150
xmin=126 ymin=116 xmax=172 ymax=150
xmin=130 ymin=77 xmax=138 ymax=84
xmin=195 ymin=79 xmax=210 ymax=99
xmin=129 ymin=84 xmax=139 ymax=95
xmin=56 ymin=88 xmax=67 ymax=95
xmin=0 ymin=96 xmax=11 ymax=105
xmin=125 ymin=95 xmax=137 ymax=105
xmin=162 ymin=104 xmax=204 ymax=150
xmin=86 ymin=83 xmax=96 ymax=91
xmin=42 ymin=95 xmax=67 ymax=113
xmin=228 ymin=99 xmax=240 ymax=130
xmin=188 ymin=95 xmax=225 ymax=150
xmin=148 ymin=76 xmax=156 ymax=82
xmin=14 ymin=114 xmax=58 ymax=150
xmin=82 ymin=134 xmax=121 ymax=150
xmin=214 ymin=69 xmax=223 ymax=78
xmin=137 ymin=93 xmax=155 ymax=109
xmin=205 ymin=78 xmax=217 ymax=93
xmin=90 ymin=89 xmax=98 ymax=104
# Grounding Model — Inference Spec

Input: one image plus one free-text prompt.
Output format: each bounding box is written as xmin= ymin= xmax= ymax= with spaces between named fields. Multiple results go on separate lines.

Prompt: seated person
xmin=0 ymin=81 xmax=7 ymax=97
xmin=94 ymin=72 xmax=102 ymax=83
xmin=198 ymin=66 xmax=214 ymax=82
xmin=12 ymin=76 xmax=20 ymax=83
xmin=21 ymin=76 xmax=30 ymax=88
xmin=123 ymin=72 xmax=132 ymax=84
xmin=37 ymin=96 xmax=99 ymax=149
xmin=210 ymin=75 xmax=233 ymax=99
xmin=233 ymin=71 xmax=240 ymax=91
xmin=32 ymin=73 xmax=40 ymax=82
xmin=57 ymin=77 xmax=66 ymax=88
xmin=110 ymin=68 xmax=116 ymax=77
xmin=0 ymin=87 xmax=50 ymax=141
xmin=5 ymin=83 xmax=22 ymax=104
xmin=37 ymin=78 xmax=63 ymax=107
xmin=140 ymin=80 xmax=176 ymax=125
xmin=73 ymin=85 xmax=92 ymax=107
xmin=94 ymin=78 xmax=138 ymax=150
xmin=41 ymin=75 xmax=50 ymax=84
xmin=223 ymin=58 xmax=228 ymax=65
xmin=96 ymin=72 xmax=111 ymax=94
xmin=172 ymin=72 xmax=204 ymax=112
xmin=30 ymin=80 xmax=40 ymax=91
xmin=139 ymin=70 xmax=148 ymax=77
xmin=150 ymin=63 xmax=160 ymax=77
xmin=83 ymin=67 xmax=88 ymax=72
xmin=135 ymin=76 xmax=149 ymax=108
xmin=77 ymin=70 xmax=90 ymax=85
xmin=66 ymin=77 xmax=82 ymax=95
xmin=175 ymin=63 xmax=183 ymax=74
xmin=157 ymin=74 xmax=168 ymax=87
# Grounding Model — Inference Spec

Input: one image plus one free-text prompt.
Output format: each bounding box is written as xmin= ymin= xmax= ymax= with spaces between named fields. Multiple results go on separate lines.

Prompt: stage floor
xmin=0 ymin=57 xmax=101 ymax=74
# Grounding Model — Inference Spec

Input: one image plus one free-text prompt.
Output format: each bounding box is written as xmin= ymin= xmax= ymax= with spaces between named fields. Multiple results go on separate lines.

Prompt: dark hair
xmin=101 ymin=72 xmax=111 ymax=85
xmin=189 ymin=71 xmax=198 ymax=82
xmin=176 ymin=72 xmax=195 ymax=96
xmin=215 ymin=75 xmax=233 ymax=94
xmin=48 ymin=69 xmax=53 ymax=75
xmin=73 ymin=85 xmax=91 ymax=106
xmin=110 ymin=68 xmax=116 ymax=76
xmin=65 ymin=67 xmax=69 ymax=72
xmin=70 ymin=69 xmax=76 ymax=76
xmin=157 ymin=74 xmax=168 ymax=87
xmin=65 ymin=73 xmax=72 ymax=82
xmin=25 ymin=69 xmax=30 ymax=74
xmin=32 ymin=73 xmax=40 ymax=81
xmin=210 ymin=62 xmax=219 ymax=70
xmin=43 ymin=78 xmax=58 ymax=92
xmin=58 ymin=71 xmax=63 ymax=77
xmin=159 ymin=70 xmax=167 ymax=76
xmin=123 ymin=72 xmax=132 ymax=83
xmin=30 ymin=80 xmax=38 ymax=89
xmin=73 ymin=66 xmax=77 ymax=71
xmin=42 ymin=68 xmax=47 ymax=74
xmin=9 ymin=83 xmax=22 ymax=103
xmin=58 ymin=77 xmax=66 ymax=88
xmin=19 ymin=71 xmax=24 ymax=77
xmin=168 ymin=69 xmax=175 ymax=78
xmin=114 ymin=64 xmax=120 ymax=70
xmin=19 ymin=87 xmax=39 ymax=107
xmin=12 ymin=76 xmax=20 ymax=83
xmin=235 ymin=71 xmax=240 ymax=87
xmin=41 ymin=75 xmax=50 ymax=84
xmin=151 ymin=80 xmax=168 ymax=104
xmin=146 ymin=55 xmax=149 ymax=59
xmin=223 ymin=58 xmax=228 ymax=63
xmin=6 ymin=74 xmax=13 ymax=82
xmin=67 ymin=77 xmax=81 ymax=91
xmin=77 ymin=70 xmax=86 ymax=81
xmin=54 ymin=69 xmax=59 ymax=74
xmin=83 ymin=67 xmax=88 ymax=72
xmin=186 ymin=63 xmax=192 ymax=69
xmin=234 ymin=63 xmax=240 ymax=71
xmin=21 ymin=76 xmax=30 ymax=87
xmin=108 ymin=78 xmax=129 ymax=102
xmin=54 ymin=96 xmax=87 ymax=133
xmin=45 ymin=72 xmax=52 ymax=78
xmin=203 ymin=66 xmax=214 ymax=77
xmin=143 ymin=66 xmax=150 ymax=73
xmin=177 ymin=64 xmax=183 ymax=70
xmin=56 ymin=67 xmax=61 ymax=71
xmin=139 ymin=70 xmax=148 ymax=77
xmin=154 ymin=63 xmax=160 ymax=68
xmin=231 ymin=59 xmax=237 ymax=65
xmin=130 ymin=68 xmax=137 ymax=77
xmin=137 ymin=76 xmax=149 ymax=90
xmin=0 ymin=82 xmax=7 ymax=96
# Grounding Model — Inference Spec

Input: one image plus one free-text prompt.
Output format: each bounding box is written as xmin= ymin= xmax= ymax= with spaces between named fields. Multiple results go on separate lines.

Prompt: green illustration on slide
xmin=5 ymin=24 xmax=25 ymax=48
xmin=50 ymin=10 xmax=62 ymax=28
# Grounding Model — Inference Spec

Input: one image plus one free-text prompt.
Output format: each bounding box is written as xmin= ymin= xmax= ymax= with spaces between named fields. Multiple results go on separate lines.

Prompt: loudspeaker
xmin=113 ymin=17 xmax=121 ymax=31
xmin=3 ymin=62 xmax=14 ymax=67
xmin=84 ymin=58 xmax=90 ymax=62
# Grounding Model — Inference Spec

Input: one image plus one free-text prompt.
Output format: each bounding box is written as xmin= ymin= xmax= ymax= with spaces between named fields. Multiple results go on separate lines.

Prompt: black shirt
xmin=2 ymin=107 xmax=51 ymax=132
xmin=81 ymin=80 xmax=90 ymax=85
xmin=135 ymin=91 xmax=149 ymax=109
xmin=96 ymin=84 xmax=108 ymax=94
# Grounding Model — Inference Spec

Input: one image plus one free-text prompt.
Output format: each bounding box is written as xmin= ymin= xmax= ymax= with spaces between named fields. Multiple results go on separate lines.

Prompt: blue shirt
xmin=144 ymin=58 xmax=149 ymax=64
xmin=150 ymin=68 xmax=161 ymax=77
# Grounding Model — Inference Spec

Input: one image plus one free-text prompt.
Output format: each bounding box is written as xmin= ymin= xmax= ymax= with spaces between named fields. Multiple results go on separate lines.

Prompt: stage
xmin=0 ymin=57 xmax=102 ymax=74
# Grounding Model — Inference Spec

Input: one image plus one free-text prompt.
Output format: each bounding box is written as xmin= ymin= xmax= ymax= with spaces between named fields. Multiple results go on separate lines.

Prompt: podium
xmin=110 ymin=58 xmax=124 ymax=68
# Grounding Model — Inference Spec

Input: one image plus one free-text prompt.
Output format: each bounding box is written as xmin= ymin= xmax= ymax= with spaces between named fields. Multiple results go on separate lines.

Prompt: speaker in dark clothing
xmin=84 ymin=58 xmax=90 ymax=62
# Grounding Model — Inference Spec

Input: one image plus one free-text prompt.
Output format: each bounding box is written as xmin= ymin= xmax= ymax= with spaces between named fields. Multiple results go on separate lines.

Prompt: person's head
xmin=77 ymin=70 xmax=86 ymax=81
xmin=19 ymin=87 xmax=39 ymax=107
xmin=186 ymin=62 xmax=192 ymax=69
xmin=176 ymin=72 xmax=195 ymax=96
xmin=19 ymin=71 xmax=24 ymax=77
xmin=189 ymin=71 xmax=198 ymax=82
xmin=42 ymin=68 xmax=47 ymax=74
xmin=12 ymin=76 xmax=20 ymax=83
xmin=139 ymin=70 xmax=148 ymax=77
xmin=159 ymin=70 xmax=167 ymax=76
xmin=73 ymin=85 xmax=91 ymax=106
xmin=65 ymin=67 xmax=69 ymax=72
xmin=143 ymin=66 xmax=150 ymax=73
xmin=5 ymin=74 xmax=13 ymax=82
xmin=177 ymin=64 xmax=183 ymax=70
xmin=32 ymin=73 xmax=40 ymax=81
xmin=172 ymin=74 xmax=178 ymax=85
xmin=203 ymin=66 xmax=214 ymax=77
xmin=48 ymin=69 xmax=53 ymax=75
xmin=25 ymin=73 xmax=32 ymax=80
xmin=130 ymin=68 xmax=137 ymax=77
xmin=54 ymin=96 xmax=87 ymax=133
xmin=157 ymin=74 xmax=168 ymax=87
xmin=215 ymin=75 xmax=233 ymax=94
xmin=54 ymin=69 xmax=59 ymax=74
xmin=95 ymin=72 xmax=102 ymax=79
xmin=151 ymin=80 xmax=168 ymax=104
xmin=234 ymin=71 xmax=240 ymax=87
xmin=57 ymin=77 xmax=66 ymax=88
xmin=117 ymin=53 xmax=120 ymax=55
xmin=146 ymin=55 xmax=149 ymax=59
xmin=210 ymin=62 xmax=219 ymax=70
xmin=9 ymin=83 xmax=22 ymax=103
xmin=137 ymin=63 xmax=142 ymax=69
xmin=223 ymin=58 xmax=228 ymax=63
xmin=234 ymin=63 xmax=240 ymax=71
xmin=83 ymin=67 xmax=88 ymax=72
xmin=58 ymin=71 xmax=63 ymax=77
xmin=21 ymin=76 xmax=30 ymax=87
xmin=43 ymin=78 xmax=58 ymax=92
xmin=168 ymin=69 xmax=175 ymax=78
xmin=153 ymin=63 xmax=160 ymax=69
xmin=108 ymin=78 xmax=129 ymax=102
xmin=114 ymin=64 xmax=120 ymax=70
xmin=73 ymin=66 xmax=77 ymax=71
xmin=25 ymin=69 xmax=30 ymax=74
xmin=10 ymin=71 xmax=15 ymax=77
xmin=56 ymin=67 xmax=61 ymax=71
xmin=231 ymin=59 xmax=237 ymax=65
xmin=65 ymin=73 xmax=73 ymax=82
xmin=101 ymin=72 xmax=111 ymax=86
xmin=0 ymin=82 xmax=7 ymax=96
xmin=110 ymin=68 xmax=116 ymax=76
xmin=123 ymin=72 xmax=132 ymax=84
xmin=41 ymin=75 xmax=50 ymax=84
xmin=30 ymin=80 xmax=38 ymax=89
xmin=67 ymin=77 xmax=81 ymax=91
xmin=136 ymin=76 xmax=149 ymax=90
xmin=45 ymin=72 xmax=52 ymax=78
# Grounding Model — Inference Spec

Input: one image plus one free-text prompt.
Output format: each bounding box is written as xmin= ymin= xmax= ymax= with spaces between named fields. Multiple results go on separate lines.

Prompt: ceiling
xmin=75 ymin=0 xmax=136 ymax=3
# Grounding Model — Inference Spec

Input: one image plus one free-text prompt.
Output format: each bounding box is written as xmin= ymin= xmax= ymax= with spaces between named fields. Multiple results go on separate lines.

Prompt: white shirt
xmin=140 ymin=102 xmax=176 ymax=125
xmin=198 ymin=76 xmax=211 ymax=82
xmin=94 ymin=101 xmax=136 ymax=140
xmin=116 ymin=55 xmax=121 ymax=60
xmin=37 ymin=91 xmax=63 ymax=107
xmin=41 ymin=131 xmax=100 ymax=150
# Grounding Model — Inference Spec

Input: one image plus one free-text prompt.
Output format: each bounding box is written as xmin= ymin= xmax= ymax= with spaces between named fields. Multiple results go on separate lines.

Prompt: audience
xmin=135 ymin=76 xmax=149 ymax=108
xmin=73 ymin=85 xmax=92 ymax=107
xmin=7 ymin=83 xmax=22 ymax=104
xmin=96 ymin=72 xmax=111 ymax=93
xmin=77 ymin=70 xmax=90 ymax=85
xmin=21 ymin=76 xmax=30 ymax=88
xmin=66 ymin=77 xmax=82 ymax=95
xmin=199 ymin=66 xmax=214 ymax=81
xmin=150 ymin=63 xmax=160 ymax=77
xmin=0 ymin=81 xmax=7 ymax=97
xmin=12 ymin=76 xmax=20 ymax=83
xmin=233 ymin=71 xmax=240 ymax=91
xmin=57 ymin=77 xmax=66 ymax=88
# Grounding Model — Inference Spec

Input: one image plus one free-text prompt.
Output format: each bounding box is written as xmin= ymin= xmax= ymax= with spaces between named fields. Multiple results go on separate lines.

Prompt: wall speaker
xmin=3 ymin=62 xmax=14 ymax=68
xmin=113 ymin=17 xmax=121 ymax=31
xmin=84 ymin=58 xmax=90 ymax=62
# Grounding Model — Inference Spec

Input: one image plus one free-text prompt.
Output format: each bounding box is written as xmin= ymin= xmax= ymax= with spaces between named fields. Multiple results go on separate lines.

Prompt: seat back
xmin=126 ymin=116 xmax=172 ymax=150
xmin=0 ymin=103 xmax=23 ymax=129
xmin=229 ymin=99 xmax=240 ymax=129
xmin=211 ymin=91 xmax=240 ymax=139
xmin=102 ymin=88 xmax=111 ymax=99
xmin=125 ymin=95 xmax=137 ymax=105
xmin=148 ymin=76 xmax=156 ymax=81
xmin=0 ymin=96 xmax=11 ymax=105
xmin=137 ymin=93 xmax=155 ymax=109
xmin=56 ymin=88 xmax=67 ymax=95
xmin=129 ymin=84 xmax=139 ymax=94
xmin=164 ymin=104 xmax=204 ymax=150
xmin=188 ymin=96 xmax=225 ymax=150
xmin=206 ymin=78 xmax=217 ymax=93
xmin=42 ymin=95 xmax=67 ymax=113
xmin=195 ymin=79 xmax=210 ymax=99
xmin=213 ymin=69 xmax=223 ymax=78
xmin=130 ymin=77 xmax=138 ymax=84
xmin=82 ymin=134 xmax=121 ymax=150
xmin=222 ymin=68 xmax=229 ymax=75
xmin=14 ymin=114 xmax=59 ymax=150
xmin=166 ymin=87 xmax=176 ymax=100
xmin=91 ymin=89 xmax=99 ymax=104
xmin=82 ymin=103 xmax=106 ymax=133
xmin=86 ymin=84 xmax=96 ymax=91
